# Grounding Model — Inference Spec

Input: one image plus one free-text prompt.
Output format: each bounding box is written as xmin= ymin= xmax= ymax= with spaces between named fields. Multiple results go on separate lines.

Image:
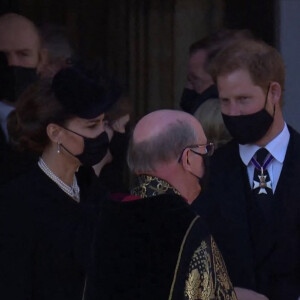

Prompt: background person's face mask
xmin=0 ymin=53 xmax=38 ymax=103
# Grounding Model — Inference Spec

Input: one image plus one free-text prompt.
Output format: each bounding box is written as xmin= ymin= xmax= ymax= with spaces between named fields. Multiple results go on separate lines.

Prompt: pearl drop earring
xmin=57 ymin=142 xmax=61 ymax=154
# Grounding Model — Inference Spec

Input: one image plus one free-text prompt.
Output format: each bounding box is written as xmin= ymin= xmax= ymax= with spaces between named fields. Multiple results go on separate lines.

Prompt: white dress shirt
xmin=0 ymin=101 xmax=15 ymax=141
xmin=239 ymin=123 xmax=290 ymax=192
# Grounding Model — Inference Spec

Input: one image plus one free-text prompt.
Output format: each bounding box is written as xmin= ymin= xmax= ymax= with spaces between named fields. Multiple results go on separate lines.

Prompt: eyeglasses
xmin=178 ymin=142 xmax=214 ymax=162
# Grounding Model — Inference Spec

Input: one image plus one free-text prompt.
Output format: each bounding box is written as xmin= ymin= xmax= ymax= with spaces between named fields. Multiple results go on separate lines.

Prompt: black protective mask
xmin=61 ymin=129 xmax=109 ymax=166
xmin=0 ymin=53 xmax=38 ymax=103
xmin=222 ymin=87 xmax=274 ymax=145
xmin=189 ymin=155 xmax=210 ymax=192
xmin=180 ymin=84 xmax=219 ymax=114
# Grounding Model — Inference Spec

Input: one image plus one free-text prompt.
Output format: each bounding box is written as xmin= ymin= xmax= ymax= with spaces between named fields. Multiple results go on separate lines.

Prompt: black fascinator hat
xmin=52 ymin=67 xmax=121 ymax=119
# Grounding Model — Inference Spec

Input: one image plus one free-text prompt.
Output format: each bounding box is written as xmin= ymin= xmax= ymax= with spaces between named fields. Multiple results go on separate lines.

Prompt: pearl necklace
xmin=38 ymin=157 xmax=80 ymax=202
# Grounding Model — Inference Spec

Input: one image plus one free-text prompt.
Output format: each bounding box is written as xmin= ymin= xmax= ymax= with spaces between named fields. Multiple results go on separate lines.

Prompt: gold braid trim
xmin=210 ymin=237 xmax=237 ymax=300
xmin=168 ymin=215 xmax=200 ymax=300
xmin=132 ymin=175 xmax=180 ymax=198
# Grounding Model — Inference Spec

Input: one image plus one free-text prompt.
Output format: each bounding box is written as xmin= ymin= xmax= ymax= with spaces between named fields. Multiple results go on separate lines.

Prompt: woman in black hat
xmin=0 ymin=67 xmax=112 ymax=300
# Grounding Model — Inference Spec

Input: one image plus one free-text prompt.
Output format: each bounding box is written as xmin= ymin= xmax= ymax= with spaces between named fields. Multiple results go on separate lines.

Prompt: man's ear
xmin=181 ymin=148 xmax=193 ymax=172
xmin=269 ymin=82 xmax=281 ymax=105
xmin=46 ymin=123 xmax=62 ymax=143
xmin=37 ymin=48 xmax=49 ymax=75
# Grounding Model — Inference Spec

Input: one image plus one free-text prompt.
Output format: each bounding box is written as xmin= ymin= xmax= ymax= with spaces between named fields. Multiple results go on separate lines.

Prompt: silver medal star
xmin=253 ymin=174 xmax=272 ymax=194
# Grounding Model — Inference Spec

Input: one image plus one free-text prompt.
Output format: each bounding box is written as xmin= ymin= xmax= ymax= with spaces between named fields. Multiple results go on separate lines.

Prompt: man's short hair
xmin=40 ymin=23 xmax=73 ymax=63
xmin=127 ymin=119 xmax=197 ymax=174
xmin=209 ymin=39 xmax=285 ymax=95
xmin=189 ymin=29 xmax=253 ymax=72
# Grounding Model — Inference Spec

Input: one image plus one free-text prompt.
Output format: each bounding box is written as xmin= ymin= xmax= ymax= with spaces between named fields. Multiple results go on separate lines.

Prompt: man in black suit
xmin=0 ymin=13 xmax=47 ymax=183
xmin=198 ymin=39 xmax=300 ymax=300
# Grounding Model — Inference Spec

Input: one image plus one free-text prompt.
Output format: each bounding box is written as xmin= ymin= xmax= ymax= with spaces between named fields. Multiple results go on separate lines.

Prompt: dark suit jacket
xmin=195 ymin=126 xmax=300 ymax=300
xmin=0 ymin=125 xmax=38 ymax=186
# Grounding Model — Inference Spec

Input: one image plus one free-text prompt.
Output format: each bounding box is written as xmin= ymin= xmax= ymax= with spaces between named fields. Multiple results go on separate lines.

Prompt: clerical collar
xmin=239 ymin=122 xmax=290 ymax=166
xmin=131 ymin=174 xmax=180 ymax=198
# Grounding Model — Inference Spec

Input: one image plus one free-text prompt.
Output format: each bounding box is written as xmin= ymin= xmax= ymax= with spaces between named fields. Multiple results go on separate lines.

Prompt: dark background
xmin=0 ymin=0 xmax=277 ymax=119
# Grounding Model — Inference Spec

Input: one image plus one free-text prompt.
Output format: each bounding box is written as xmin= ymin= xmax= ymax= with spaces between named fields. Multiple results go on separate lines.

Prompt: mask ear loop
xmin=60 ymin=125 xmax=85 ymax=138
xmin=264 ymin=82 xmax=276 ymax=117
xmin=55 ymin=126 xmax=81 ymax=158
xmin=263 ymin=83 xmax=271 ymax=108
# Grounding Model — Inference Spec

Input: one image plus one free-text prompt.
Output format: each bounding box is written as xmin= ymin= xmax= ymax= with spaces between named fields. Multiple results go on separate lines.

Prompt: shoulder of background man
xmin=197 ymin=139 xmax=244 ymax=216
xmin=210 ymin=139 xmax=239 ymax=169
xmin=194 ymin=139 xmax=239 ymax=210
xmin=0 ymin=126 xmax=7 ymax=148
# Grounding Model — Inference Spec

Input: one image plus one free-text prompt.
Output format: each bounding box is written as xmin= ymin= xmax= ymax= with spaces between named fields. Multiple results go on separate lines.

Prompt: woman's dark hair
xmin=105 ymin=95 xmax=131 ymax=124
xmin=8 ymin=78 xmax=74 ymax=153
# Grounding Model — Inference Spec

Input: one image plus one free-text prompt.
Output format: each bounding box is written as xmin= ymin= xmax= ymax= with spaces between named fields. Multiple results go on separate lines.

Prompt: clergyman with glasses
xmin=84 ymin=109 xmax=237 ymax=300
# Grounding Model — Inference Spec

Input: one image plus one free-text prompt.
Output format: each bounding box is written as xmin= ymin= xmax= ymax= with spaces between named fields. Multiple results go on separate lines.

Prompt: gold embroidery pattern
xmin=168 ymin=216 xmax=200 ymax=300
xmin=185 ymin=241 xmax=214 ymax=300
xmin=184 ymin=237 xmax=237 ymax=300
xmin=131 ymin=175 xmax=180 ymax=198
xmin=210 ymin=237 xmax=237 ymax=300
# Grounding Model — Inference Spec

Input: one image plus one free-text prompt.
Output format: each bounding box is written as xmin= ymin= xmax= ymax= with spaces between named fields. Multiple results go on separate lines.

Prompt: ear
xmin=46 ymin=123 xmax=62 ymax=143
xmin=181 ymin=148 xmax=193 ymax=172
xmin=112 ymin=114 xmax=130 ymax=133
xmin=37 ymin=48 xmax=49 ymax=75
xmin=269 ymin=82 xmax=281 ymax=105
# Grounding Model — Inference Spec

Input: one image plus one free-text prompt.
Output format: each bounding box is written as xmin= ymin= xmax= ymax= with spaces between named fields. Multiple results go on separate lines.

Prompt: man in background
xmin=39 ymin=23 xmax=74 ymax=78
xmin=0 ymin=13 xmax=47 ymax=183
xmin=0 ymin=13 xmax=47 ymax=136
xmin=180 ymin=29 xmax=253 ymax=115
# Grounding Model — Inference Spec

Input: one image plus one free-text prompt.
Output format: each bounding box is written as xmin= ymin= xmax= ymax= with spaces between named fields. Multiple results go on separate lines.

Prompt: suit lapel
xmin=217 ymin=142 xmax=251 ymax=228
xmin=272 ymin=127 xmax=300 ymax=252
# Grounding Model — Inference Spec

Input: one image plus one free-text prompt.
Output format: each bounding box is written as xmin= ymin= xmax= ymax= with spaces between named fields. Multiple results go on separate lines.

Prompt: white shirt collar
xmin=0 ymin=101 xmax=15 ymax=140
xmin=0 ymin=101 xmax=14 ymax=122
xmin=239 ymin=123 xmax=290 ymax=166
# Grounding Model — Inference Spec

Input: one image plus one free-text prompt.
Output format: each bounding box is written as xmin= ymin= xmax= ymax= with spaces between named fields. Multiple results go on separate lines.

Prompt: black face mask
xmin=0 ymin=53 xmax=38 ymax=103
xmin=61 ymin=129 xmax=109 ymax=166
xmin=180 ymin=84 xmax=219 ymax=114
xmin=189 ymin=155 xmax=210 ymax=192
xmin=222 ymin=88 xmax=274 ymax=145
